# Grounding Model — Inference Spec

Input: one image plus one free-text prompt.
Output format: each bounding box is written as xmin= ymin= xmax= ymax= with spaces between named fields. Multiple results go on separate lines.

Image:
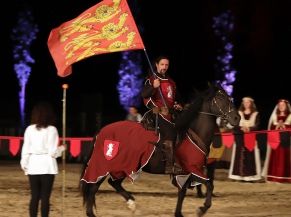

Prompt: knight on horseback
xmin=141 ymin=55 xmax=183 ymax=174
xmin=80 ymin=81 xmax=241 ymax=217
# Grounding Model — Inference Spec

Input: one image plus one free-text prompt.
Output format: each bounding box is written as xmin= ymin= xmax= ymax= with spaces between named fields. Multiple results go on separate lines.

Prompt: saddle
xmin=140 ymin=110 xmax=157 ymax=131
xmin=141 ymin=107 xmax=179 ymax=131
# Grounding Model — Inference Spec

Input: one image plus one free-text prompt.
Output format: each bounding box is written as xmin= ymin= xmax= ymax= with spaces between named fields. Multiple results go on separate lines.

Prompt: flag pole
xmin=143 ymin=49 xmax=167 ymax=133
xmin=61 ymin=83 xmax=68 ymax=217
xmin=143 ymin=49 xmax=167 ymax=108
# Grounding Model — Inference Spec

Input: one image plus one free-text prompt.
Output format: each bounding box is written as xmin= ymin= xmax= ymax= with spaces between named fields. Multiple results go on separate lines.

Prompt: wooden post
xmin=61 ymin=84 xmax=68 ymax=217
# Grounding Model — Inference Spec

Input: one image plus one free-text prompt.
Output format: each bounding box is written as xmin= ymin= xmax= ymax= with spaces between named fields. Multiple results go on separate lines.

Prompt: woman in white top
xmin=228 ymin=97 xmax=262 ymax=181
xmin=20 ymin=101 xmax=65 ymax=217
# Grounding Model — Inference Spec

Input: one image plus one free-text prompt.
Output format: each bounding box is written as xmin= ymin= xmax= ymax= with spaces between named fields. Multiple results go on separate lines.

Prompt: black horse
xmin=80 ymin=83 xmax=240 ymax=217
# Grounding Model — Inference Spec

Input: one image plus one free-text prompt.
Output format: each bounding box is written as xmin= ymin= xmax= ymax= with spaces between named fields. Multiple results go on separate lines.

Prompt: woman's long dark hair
xmin=30 ymin=101 xmax=56 ymax=129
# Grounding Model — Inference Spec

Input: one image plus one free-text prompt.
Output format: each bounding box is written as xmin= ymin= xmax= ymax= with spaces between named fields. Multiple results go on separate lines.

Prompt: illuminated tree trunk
xmin=19 ymin=78 xmax=27 ymax=127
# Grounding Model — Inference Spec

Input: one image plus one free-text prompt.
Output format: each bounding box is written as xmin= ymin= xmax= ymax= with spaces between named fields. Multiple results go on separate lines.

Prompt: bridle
xmin=199 ymin=89 xmax=234 ymax=121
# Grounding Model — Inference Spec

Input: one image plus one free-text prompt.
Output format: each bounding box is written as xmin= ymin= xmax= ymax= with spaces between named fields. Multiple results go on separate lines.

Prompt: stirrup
xmin=165 ymin=165 xmax=173 ymax=174
xmin=172 ymin=163 xmax=184 ymax=175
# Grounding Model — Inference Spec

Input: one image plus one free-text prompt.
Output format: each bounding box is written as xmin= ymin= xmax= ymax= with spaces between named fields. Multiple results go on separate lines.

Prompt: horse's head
xmin=202 ymin=83 xmax=240 ymax=127
xmin=175 ymin=82 xmax=240 ymax=134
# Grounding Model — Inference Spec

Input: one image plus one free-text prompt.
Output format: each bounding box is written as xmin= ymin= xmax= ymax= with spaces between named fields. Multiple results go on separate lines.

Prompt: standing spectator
xmin=262 ymin=99 xmax=291 ymax=183
xmin=228 ymin=97 xmax=262 ymax=181
xmin=126 ymin=105 xmax=143 ymax=122
xmin=20 ymin=101 xmax=65 ymax=217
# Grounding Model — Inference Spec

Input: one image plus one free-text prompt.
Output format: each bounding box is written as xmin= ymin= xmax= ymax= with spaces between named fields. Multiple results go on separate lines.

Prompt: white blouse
xmin=20 ymin=124 xmax=65 ymax=175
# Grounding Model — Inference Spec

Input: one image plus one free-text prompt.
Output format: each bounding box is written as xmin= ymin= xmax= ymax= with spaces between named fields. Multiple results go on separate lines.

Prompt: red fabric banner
xmin=267 ymin=131 xmax=280 ymax=150
xmin=244 ymin=132 xmax=256 ymax=151
xmin=48 ymin=0 xmax=145 ymax=77
xmin=9 ymin=138 xmax=20 ymax=156
xmin=1 ymin=129 xmax=290 ymax=159
xmin=70 ymin=139 xmax=81 ymax=157
xmin=221 ymin=133 xmax=234 ymax=148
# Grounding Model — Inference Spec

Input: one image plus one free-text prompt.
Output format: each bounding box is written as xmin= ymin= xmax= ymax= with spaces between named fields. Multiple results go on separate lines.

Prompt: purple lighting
xmin=11 ymin=9 xmax=38 ymax=128
xmin=117 ymin=51 xmax=143 ymax=111
xmin=212 ymin=10 xmax=237 ymax=96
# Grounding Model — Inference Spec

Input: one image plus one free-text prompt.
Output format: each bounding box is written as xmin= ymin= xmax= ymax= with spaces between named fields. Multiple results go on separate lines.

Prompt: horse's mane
xmin=175 ymin=83 xmax=218 ymax=132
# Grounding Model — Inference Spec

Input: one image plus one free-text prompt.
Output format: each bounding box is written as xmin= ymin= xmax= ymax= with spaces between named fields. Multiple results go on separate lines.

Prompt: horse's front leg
xmin=108 ymin=177 xmax=136 ymax=212
xmin=173 ymin=177 xmax=191 ymax=217
xmin=196 ymin=184 xmax=204 ymax=198
xmin=196 ymin=161 xmax=216 ymax=198
xmin=196 ymin=179 xmax=213 ymax=217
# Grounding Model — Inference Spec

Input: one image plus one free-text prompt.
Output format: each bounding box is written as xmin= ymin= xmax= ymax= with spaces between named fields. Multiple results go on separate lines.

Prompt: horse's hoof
xmin=212 ymin=193 xmax=219 ymax=197
xmin=175 ymin=212 xmax=183 ymax=217
xmin=86 ymin=212 xmax=96 ymax=217
xmin=196 ymin=193 xmax=205 ymax=198
xmin=126 ymin=199 xmax=136 ymax=212
xmin=196 ymin=207 xmax=205 ymax=217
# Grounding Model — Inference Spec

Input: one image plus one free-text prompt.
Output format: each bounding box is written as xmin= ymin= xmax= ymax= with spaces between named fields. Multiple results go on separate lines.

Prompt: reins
xmin=199 ymin=111 xmax=217 ymax=116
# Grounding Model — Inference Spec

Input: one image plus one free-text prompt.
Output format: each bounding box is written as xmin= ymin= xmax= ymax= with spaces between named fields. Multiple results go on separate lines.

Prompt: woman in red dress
xmin=262 ymin=99 xmax=291 ymax=183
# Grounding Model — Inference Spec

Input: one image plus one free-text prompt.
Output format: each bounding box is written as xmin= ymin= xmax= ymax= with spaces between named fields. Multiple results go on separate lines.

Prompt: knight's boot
xmin=163 ymin=140 xmax=183 ymax=174
xmin=163 ymin=140 xmax=174 ymax=174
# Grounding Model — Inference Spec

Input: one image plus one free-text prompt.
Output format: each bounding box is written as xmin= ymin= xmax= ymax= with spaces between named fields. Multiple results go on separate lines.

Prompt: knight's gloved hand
xmin=173 ymin=102 xmax=183 ymax=111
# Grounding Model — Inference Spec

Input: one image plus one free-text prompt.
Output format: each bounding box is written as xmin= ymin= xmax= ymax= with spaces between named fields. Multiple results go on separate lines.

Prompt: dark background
xmin=0 ymin=0 xmax=290 ymax=136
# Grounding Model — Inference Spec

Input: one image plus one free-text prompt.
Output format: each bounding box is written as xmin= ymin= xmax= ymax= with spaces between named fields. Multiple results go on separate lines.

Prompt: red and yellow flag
xmin=47 ymin=0 xmax=145 ymax=77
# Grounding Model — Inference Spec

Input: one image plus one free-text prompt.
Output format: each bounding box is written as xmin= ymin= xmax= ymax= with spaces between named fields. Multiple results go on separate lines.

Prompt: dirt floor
xmin=1 ymin=160 xmax=291 ymax=217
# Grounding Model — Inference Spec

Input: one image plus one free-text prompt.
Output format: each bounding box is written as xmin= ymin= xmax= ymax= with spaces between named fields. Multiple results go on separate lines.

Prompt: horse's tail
xmin=79 ymin=132 xmax=98 ymax=191
xmin=80 ymin=179 xmax=96 ymax=207
xmin=80 ymin=179 xmax=89 ymax=205
xmin=79 ymin=132 xmax=99 ymax=210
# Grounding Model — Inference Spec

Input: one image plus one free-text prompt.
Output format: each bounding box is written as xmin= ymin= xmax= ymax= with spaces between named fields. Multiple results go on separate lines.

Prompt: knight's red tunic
xmin=143 ymin=73 xmax=177 ymax=110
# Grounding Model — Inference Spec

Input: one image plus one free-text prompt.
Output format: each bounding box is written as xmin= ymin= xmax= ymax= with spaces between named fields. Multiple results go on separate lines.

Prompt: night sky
xmin=1 ymin=0 xmax=291 ymax=135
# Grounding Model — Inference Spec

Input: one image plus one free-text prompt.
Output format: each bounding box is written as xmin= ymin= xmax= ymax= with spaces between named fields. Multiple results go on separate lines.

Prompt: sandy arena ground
xmin=0 ymin=160 xmax=291 ymax=217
